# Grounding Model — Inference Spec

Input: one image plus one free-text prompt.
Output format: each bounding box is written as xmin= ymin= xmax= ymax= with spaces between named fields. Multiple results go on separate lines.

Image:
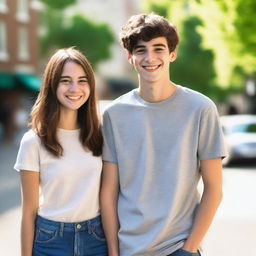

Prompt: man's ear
xmin=169 ymin=50 xmax=177 ymax=62
xmin=127 ymin=52 xmax=133 ymax=65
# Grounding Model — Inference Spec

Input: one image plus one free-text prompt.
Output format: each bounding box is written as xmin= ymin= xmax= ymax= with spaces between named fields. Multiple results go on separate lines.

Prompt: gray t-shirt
xmin=102 ymin=85 xmax=226 ymax=256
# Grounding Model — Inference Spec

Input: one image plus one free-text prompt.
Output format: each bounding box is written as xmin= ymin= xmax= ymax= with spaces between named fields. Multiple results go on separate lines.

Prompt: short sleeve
xmin=14 ymin=130 xmax=40 ymax=172
xmin=198 ymin=103 xmax=227 ymax=160
xmin=102 ymin=110 xmax=118 ymax=163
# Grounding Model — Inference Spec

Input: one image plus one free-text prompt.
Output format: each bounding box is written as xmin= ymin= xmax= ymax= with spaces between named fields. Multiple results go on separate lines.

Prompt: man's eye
xmin=155 ymin=48 xmax=164 ymax=52
xmin=135 ymin=49 xmax=145 ymax=54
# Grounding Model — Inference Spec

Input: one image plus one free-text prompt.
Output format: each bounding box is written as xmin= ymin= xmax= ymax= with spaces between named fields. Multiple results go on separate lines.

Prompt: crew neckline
xmin=133 ymin=84 xmax=182 ymax=106
xmin=57 ymin=128 xmax=80 ymax=133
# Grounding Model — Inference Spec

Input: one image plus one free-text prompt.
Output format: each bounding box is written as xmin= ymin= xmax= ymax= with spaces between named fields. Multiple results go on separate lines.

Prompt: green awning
xmin=16 ymin=73 xmax=41 ymax=91
xmin=0 ymin=73 xmax=15 ymax=89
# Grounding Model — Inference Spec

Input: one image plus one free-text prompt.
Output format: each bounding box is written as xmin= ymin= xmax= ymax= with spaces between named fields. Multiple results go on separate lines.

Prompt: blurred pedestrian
xmin=100 ymin=13 xmax=226 ymax=256
xmin=14 ymin=48 xmax=107 ymax=256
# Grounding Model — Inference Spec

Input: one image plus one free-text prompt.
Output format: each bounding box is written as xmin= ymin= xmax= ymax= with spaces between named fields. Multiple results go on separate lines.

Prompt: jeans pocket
xmin=178 ymin=249 xmax=200 ymax=256
xmin=91 ymin=222 xmax=106 ymax=241
xmin=35 ymin=227 xmax=58 ymax=243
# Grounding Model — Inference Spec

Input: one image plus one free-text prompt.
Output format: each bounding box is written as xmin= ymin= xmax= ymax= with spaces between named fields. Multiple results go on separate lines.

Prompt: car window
xmin=231 ymin=123 xmax=256 ymax=133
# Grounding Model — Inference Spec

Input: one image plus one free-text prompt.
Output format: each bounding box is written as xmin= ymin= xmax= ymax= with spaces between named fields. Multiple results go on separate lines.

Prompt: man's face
xmin=128 ymin=37 xmax=176 ymax=84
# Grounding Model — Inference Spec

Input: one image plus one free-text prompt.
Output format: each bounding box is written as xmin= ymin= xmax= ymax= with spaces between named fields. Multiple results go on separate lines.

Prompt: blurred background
xmin=0 ymin=0 xmax=256 ymax=255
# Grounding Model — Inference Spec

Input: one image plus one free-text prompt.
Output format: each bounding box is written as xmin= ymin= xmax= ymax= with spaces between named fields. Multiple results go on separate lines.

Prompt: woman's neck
xmin=58 ymin=109 xmax=79 ymax=130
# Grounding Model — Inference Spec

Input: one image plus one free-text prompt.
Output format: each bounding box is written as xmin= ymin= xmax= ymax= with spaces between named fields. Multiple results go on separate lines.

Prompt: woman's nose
xmin=69 ymin=81 xmax=79 ymax=91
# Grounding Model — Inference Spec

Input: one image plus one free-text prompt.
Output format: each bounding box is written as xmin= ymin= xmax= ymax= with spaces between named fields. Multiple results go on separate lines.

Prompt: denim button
xmin=76 ymin=224 xmax=81 ymax=229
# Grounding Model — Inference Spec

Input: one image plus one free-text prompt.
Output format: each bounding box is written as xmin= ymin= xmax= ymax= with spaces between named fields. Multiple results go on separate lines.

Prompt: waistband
xmin=35 ymin=214 xmax=102 ymax=232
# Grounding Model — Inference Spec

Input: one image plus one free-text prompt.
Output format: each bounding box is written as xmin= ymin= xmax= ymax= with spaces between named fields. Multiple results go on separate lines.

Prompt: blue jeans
xmin=32 ymin=215 xmax=108 ymax=256
xmin=168 ymin=248 xmax=201 ymax=256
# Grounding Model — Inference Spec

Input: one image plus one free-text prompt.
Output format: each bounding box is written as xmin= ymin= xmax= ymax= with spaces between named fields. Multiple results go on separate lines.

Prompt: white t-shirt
xmin=14 ymin=128 xmax=102 ymax=222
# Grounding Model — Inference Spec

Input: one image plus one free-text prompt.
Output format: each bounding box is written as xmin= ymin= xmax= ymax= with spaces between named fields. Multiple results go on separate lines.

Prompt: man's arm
xmin=100 ymin=161 xmax=120 ymax=256
xmin=182 ymin=157 xmax=223 ymax=252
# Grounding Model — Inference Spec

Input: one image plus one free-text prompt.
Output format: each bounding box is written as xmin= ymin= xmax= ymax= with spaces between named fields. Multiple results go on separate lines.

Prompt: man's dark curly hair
xmin=120 ymin=13 xmax=179 ymax=53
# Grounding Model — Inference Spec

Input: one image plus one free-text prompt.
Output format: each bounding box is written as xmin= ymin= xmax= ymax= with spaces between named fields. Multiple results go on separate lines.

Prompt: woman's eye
xmin=60 ymin=79 xmax=70 ymax=84
xmin=79 ymin=79 xmax=88 ymax=83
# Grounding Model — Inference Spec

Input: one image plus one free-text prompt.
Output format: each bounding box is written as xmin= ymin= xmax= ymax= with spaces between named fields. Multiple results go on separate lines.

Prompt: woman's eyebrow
xmin=60 ymin=75 xmax=88 ymax=78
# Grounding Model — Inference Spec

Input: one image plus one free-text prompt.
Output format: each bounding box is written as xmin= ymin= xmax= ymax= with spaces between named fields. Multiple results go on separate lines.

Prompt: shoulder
xmin=20 ymin=129 xmax=40 ymax=147
xmin=178 ymin=85 xmax=217 ymax=110
xmin=103 ymin=89 xmax=137 ymax=115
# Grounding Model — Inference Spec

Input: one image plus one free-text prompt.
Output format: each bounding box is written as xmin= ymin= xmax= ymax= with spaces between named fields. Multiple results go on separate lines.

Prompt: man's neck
xmin=138 ymin=80 xmax=177 ymax=103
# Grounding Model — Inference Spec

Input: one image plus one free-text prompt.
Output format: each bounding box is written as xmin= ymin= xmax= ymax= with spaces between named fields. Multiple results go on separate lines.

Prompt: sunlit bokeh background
xmin=0 ymin=0 xmax=256 ymax=255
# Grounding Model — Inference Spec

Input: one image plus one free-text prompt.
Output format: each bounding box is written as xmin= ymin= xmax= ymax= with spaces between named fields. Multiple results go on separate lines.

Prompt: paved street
xmin=1 ymin=136 xmax=256 ymax=255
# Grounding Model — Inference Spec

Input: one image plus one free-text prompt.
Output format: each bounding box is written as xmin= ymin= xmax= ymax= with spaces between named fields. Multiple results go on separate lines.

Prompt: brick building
xmin=0 ymin=0 xmax=40 ymax=141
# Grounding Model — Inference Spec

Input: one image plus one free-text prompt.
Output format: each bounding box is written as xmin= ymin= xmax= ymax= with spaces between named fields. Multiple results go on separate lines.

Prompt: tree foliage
xmin=172 ymin=17 xmax=221 ymax=100
xmin=40 ymin=0 xmax=76 ymax=10
xmin=39 ymin=1 xmax=114 ymax=68
xmin=234 ymin=0 xmax=256 ymax=55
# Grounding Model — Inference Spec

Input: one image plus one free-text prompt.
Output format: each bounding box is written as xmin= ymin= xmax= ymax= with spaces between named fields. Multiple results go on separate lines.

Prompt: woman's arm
xmin=100 ymin=161 xmax=120 ymax=256
xmin=182 ymin=157 xmax=223 ymax=252
xmin=20 ymin=170 xmax=39 ymax=256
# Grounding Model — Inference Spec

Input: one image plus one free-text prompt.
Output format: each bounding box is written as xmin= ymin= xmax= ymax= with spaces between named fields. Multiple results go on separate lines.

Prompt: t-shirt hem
xmin=199 ymin=153 xmax=227 ymax=161
xmin=14 ymin=165 xmax=39 ymax=172
xmin=102 ymin=157 xmax=117 ymax=163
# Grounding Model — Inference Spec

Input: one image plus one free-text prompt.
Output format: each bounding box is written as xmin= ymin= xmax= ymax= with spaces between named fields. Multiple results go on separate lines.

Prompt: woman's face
xmin=56 ymin=61 xmax=90 ymax=113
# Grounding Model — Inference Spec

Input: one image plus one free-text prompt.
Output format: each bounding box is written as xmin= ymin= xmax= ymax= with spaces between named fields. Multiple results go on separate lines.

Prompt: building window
xmin=16 ymin=0 xmax=29 ymax=23
xmin=0 ymin=22 xmax=9 ymax=61
xmin=0 ymin=0 xmax=8 ymax=13
xmin=18 ymin=27 xmax=30 ymax=61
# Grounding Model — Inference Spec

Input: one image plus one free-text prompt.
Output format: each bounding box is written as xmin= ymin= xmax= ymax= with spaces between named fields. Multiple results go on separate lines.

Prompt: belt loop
xmin=59 ymin=222 xmax=64 ymax=237
xmin=87 ymin=220 xmax=93 ymax=234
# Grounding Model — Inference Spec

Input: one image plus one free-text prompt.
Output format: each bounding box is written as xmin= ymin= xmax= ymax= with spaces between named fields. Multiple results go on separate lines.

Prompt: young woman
xmin=14 ymin=48 xmax=108 ymax=256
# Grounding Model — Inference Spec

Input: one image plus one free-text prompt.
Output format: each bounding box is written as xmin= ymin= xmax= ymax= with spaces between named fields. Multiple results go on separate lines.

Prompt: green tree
xmin=41 ymin=14 xmax=114 ymax=67
xmin=39 ymin=0 xmax=114 ymax=68
xmin=143 ymin=0 xmax=169 ymax=17
xmin=40 ymin=0 xmax=76 ymax=10
xmin=172 ymin=17 xmax=221 ymax=100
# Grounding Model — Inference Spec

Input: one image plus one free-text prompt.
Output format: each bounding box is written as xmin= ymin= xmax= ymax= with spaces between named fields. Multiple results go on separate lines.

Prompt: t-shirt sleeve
xmin=102 ymin=110 xmax=118 ymax=163
xmin=198 ymin=103 xmax=227 ymax=160
xmin=14 ymin=130 xmax=40 ymax=172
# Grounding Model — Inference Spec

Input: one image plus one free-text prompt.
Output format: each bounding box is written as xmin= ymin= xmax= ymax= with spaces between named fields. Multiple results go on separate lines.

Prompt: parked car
xmin=220 ymin=115 xmax=256 ymax=165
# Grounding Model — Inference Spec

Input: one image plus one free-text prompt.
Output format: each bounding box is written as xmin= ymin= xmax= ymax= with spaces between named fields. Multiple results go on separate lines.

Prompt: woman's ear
xmin=169 ymin=50 xmax=177 ymax=62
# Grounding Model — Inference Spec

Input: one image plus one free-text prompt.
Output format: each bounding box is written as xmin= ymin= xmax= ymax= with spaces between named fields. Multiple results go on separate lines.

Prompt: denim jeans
xmin=32 ymin=215 xmax=108 ymax=256
xmin=168 ymin=248 xmax=201 ymax=256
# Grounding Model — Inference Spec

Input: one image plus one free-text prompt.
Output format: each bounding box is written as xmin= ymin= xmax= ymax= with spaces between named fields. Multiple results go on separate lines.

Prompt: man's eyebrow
xmin=134 ymin=43 xmax=167 ymax=49
xmin=153 ymin=44 xmax=167 ymax=48
xmin=134 ymin=45 xmax=146 ymax=50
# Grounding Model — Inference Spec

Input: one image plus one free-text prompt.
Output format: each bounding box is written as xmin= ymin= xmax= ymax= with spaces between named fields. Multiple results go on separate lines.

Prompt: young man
xmin=100 ymin=13 xmax=226 ymax=256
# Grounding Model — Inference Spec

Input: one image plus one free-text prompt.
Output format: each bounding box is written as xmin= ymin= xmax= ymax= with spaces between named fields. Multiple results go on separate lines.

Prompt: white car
xmin=220 ymin=115 xmax=256 ymax=165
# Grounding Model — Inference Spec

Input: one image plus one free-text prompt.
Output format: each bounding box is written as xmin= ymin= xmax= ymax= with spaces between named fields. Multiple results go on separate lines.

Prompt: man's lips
xmin=142 ymin=64 xmax=161 ymax=71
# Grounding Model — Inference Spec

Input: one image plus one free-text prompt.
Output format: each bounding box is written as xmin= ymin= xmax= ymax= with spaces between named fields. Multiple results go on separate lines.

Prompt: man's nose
xmin=145 ymin=51 xmax=155 ymax=62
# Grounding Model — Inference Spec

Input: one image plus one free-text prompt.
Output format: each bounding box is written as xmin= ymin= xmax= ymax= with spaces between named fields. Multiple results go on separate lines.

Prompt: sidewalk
xmin=0 ymin=138 xmax=22 ymax=256
xmin=0 ymin=206 xmax=21 ymax=255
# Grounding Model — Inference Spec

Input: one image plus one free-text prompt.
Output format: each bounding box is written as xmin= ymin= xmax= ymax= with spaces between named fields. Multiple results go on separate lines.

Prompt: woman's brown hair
xmin=30 ymin=47 xmax=103 ymax=157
